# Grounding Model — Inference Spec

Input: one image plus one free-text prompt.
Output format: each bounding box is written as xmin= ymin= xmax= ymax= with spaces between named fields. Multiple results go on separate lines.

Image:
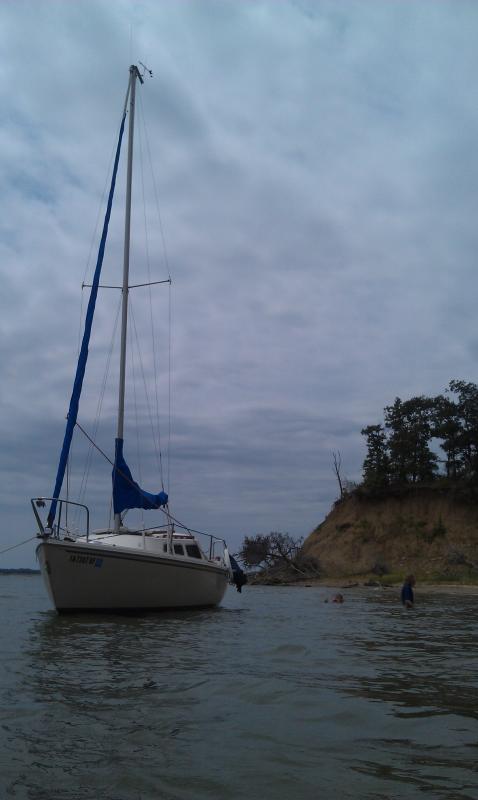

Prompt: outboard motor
xmin=229 ymin=554 xmax=248 ymax=593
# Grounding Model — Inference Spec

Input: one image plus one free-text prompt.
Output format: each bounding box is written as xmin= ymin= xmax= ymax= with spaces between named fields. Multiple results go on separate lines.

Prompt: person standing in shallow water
xmin=401 ymin=575 xmax=416 ymax=608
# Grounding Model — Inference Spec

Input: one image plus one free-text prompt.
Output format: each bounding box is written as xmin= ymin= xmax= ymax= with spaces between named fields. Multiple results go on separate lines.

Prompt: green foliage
xmin=361 ymin=424 xmax=389 ymax=489
xmin=385 ymin=396 xmax=438 ymax=484
xmin=426 ymin=569 xmax=478 ymax=584
xmin=361 ymin=380 xmax=478 ymax=489
xmin=448 ymin=380 xmax=478 ymax=479
xmin=379 ymin=572 xmax=408 ymax=585
xmin=432 ymin=394 xmax=463 ymax=479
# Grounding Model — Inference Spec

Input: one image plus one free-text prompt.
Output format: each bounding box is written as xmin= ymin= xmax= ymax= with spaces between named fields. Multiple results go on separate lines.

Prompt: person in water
xmin=401 ymin=575 xmax=416 ymax=608
xmin=332 ymin=593 xmax=344 ymax=603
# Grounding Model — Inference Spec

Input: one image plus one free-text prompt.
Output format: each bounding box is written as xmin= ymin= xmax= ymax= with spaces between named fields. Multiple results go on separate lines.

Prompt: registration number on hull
xmin=68 ymin=554 xmax=103 ymax=568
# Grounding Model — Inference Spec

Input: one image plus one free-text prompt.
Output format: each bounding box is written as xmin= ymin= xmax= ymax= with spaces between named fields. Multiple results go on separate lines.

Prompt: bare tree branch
xmin=332 ymin=450 xmax=344 ymax=499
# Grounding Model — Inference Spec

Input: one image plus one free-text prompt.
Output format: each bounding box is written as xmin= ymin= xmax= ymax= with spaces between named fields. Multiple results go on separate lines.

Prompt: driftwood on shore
xmin=247 ymin=559 xmax=321 ymax=586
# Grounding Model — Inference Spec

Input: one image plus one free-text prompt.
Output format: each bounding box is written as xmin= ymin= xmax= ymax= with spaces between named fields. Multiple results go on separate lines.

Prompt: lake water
xmin=1 ymin=576 xmax=477 ymax=800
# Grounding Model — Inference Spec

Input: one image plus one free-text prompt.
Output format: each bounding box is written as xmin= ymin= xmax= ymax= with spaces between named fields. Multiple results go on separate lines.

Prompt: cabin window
xmin=163 ymin=543 xmax=168 ymax=553
xmin=186 ymin=544 xmax=202 ymax=559
xmin=173 ymin=544 xmax=184 ymax=555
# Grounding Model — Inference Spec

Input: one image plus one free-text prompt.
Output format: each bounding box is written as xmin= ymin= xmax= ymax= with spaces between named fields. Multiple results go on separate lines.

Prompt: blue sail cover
xmin=47 ymin=113 xmax=126 ymax=528
xmin=112 ymin=438 xmax=168 ymax=515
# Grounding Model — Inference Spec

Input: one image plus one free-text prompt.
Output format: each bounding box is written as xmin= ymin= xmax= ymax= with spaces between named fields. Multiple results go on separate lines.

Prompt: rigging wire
xmin=75 ymin=295 xmax=122 ymax=526
xmin=137 ymin=108 xmax=163 ymax=481
xmin=108 ymin=490 xmax=114 ymax=533
xmin=129 ymin=299 xmax=166 ymax=490
xmin=67 ymin=128 xmax=121 ymax=530
xmin=73 ymin=421 xmax=226 ymax=545
xmin=79 ymin=128 xmax=121 ymax=349
xmin=129 ymin=299 xmax=146 ymax=531
xmin=66 ymin=121 xmax=126 ymax=531
xmin=137 ymin=91 xmax=172 ymax=280
xmin=168 ymin=278 xmax=172 ymax=495
xmin=138 ymin=91 xmax=173 ymax=494
xmin=57 ymin=88 xmax=176 ymax=533
xmin=0 ymin=536 xmax=37 ymax=556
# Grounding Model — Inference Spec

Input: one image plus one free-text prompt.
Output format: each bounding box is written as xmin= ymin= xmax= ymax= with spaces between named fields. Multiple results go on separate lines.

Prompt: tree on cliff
xmin=432 ymin=393 xmax=463 ymax=479
xmin=386 ymin=396 xmax=438 ymax=484
xmin=359 ymin=382 xmax=478 ymax=487
xmin=448 ymin=380 xmax=478 ymax=480
xmin=361 ymin=424 xmax=390 ymax=488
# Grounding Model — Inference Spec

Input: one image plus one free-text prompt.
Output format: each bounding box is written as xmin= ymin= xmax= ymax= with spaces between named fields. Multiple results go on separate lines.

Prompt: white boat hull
xmin=36 ymin=539 xmax=229 ymax=612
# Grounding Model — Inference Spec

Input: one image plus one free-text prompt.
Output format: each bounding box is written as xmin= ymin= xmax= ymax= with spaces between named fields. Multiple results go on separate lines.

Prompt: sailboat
xmin=32 ymin=65 xmax=245 ymax=612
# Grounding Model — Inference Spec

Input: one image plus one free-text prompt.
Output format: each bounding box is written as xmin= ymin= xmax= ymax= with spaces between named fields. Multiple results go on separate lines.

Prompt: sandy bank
xmin=248 ymin=576 xmax=478 ymax=595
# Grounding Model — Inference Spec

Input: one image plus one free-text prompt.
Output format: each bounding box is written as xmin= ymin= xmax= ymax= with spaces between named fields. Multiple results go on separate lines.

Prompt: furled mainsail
xmin=112 ymin=438 xmax=168 ymax=514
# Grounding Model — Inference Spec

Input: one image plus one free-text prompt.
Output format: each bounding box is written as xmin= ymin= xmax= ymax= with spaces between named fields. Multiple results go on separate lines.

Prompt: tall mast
xmin=115 ymin=64 xmax=143 ymax=532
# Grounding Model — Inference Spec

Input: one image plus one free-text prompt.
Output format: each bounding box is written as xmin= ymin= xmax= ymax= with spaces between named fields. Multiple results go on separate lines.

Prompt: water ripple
xmin=1 ymin=579 xmax=477 ymax=799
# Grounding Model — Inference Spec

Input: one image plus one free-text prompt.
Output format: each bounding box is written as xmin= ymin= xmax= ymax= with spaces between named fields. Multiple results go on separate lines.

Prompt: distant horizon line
xmin=0 ymin=568 xmax=40 ymax=574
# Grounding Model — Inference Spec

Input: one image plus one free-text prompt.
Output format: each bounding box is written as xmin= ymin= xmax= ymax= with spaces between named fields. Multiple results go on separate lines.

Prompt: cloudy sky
xmin=2 ymin=0 xmax=478 ymax=568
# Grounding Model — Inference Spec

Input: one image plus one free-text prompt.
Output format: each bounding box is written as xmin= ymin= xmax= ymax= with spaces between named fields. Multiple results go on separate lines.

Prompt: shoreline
xmin=248 ymin=576 xmax=478 ymax=595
